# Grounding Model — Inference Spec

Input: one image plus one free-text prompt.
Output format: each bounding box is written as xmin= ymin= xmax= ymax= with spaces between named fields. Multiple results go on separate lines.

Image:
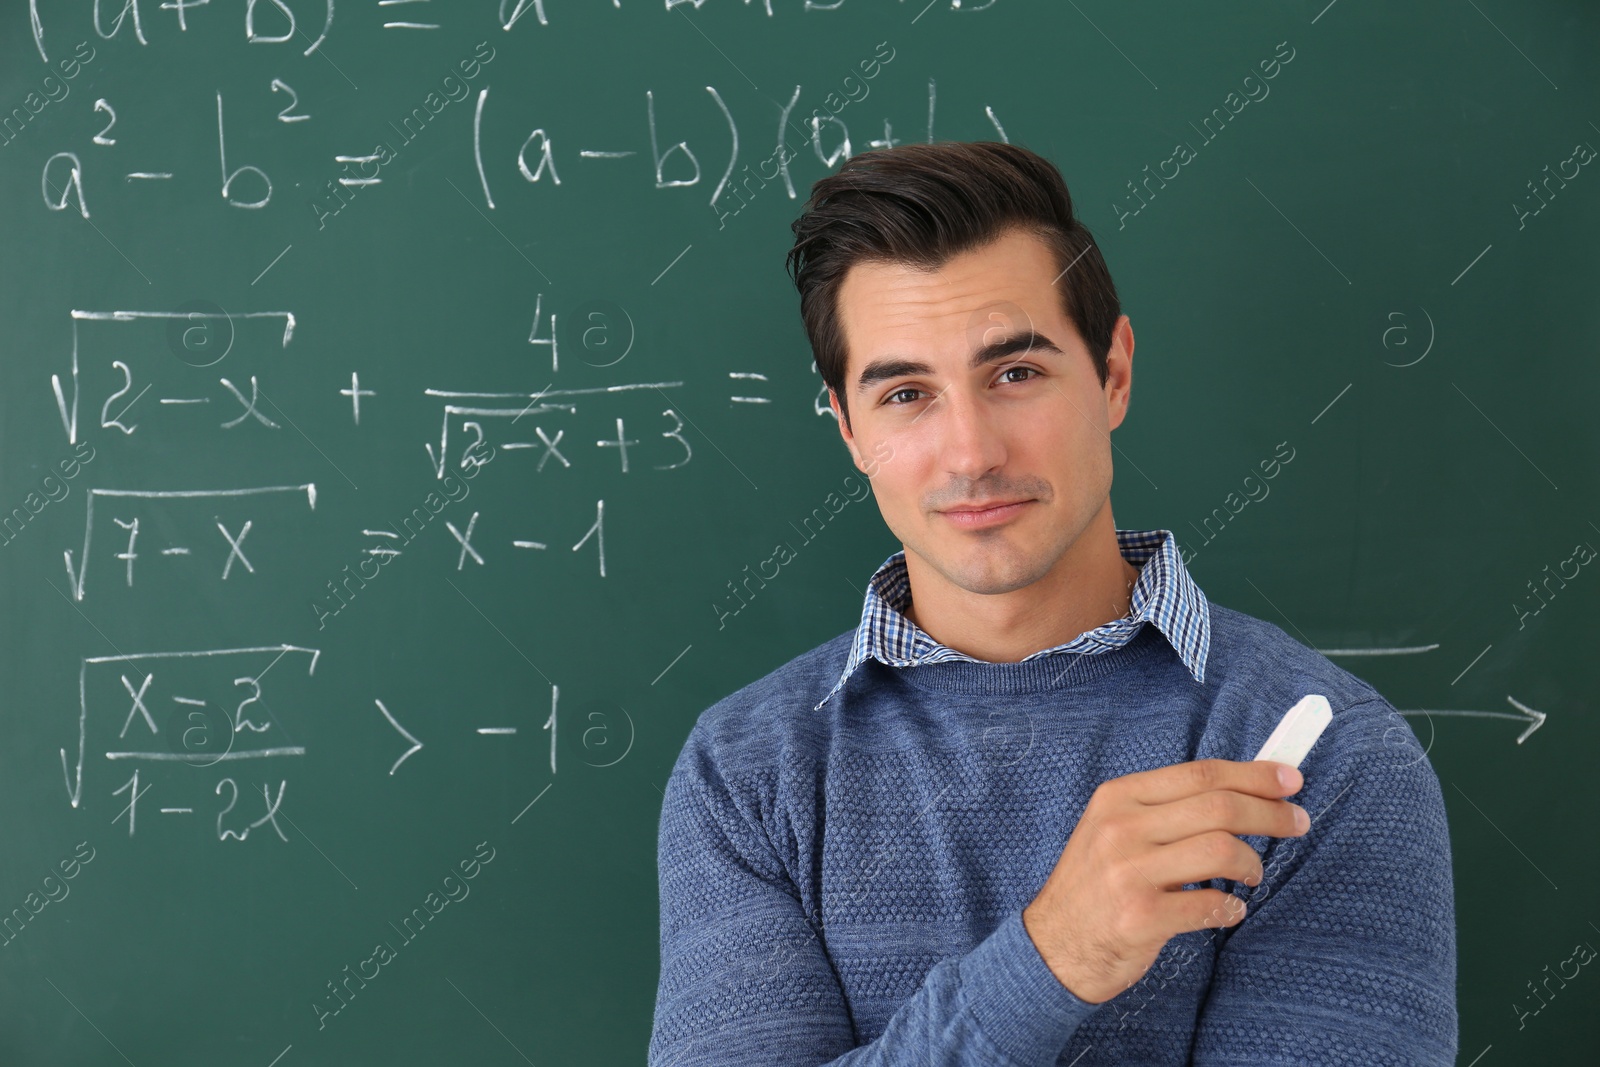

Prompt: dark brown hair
xmin=785 ymin=141 xmax=1121 ymax=431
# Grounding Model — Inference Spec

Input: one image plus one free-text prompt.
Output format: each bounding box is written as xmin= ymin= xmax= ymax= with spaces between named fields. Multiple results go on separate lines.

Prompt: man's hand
xmin=1022 ymin=759 xmax=1309 ymax=1004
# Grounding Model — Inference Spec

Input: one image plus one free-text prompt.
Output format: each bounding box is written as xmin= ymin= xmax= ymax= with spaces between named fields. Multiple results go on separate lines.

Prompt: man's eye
xmin=1000 ymin=366 xmax=1038 ymax=384
xmin=886 ymin=388 xmax=923 ymax=405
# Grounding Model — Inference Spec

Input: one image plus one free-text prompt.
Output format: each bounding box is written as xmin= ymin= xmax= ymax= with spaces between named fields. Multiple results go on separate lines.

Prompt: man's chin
xmin=924 ymin=542 xmax=1052 ymax=597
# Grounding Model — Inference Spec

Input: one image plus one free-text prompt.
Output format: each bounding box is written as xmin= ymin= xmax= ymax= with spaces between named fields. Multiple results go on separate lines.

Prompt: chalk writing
xmin=62 ymin=644 xmax=320 ymax=808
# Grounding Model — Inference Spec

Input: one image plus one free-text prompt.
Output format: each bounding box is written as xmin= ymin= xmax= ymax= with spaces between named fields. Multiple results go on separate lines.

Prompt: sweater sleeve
xmin=1189 ymin=697 xmax=1459 ymax=1065
xmin=648 ymin=746 xmax=1100 ymax=1067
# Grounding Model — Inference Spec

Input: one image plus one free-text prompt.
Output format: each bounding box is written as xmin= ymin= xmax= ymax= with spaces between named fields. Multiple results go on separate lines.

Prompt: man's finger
xmin=1114 ymin=758 xmax=1302 ymax=806
xmin=1142 ymin=831 xmax=1264 ymax=889
xmin=1138 ymin=790 xmax=1308 ymax=845
xmin=1159 ymin=887 xmax=1250 ymax=939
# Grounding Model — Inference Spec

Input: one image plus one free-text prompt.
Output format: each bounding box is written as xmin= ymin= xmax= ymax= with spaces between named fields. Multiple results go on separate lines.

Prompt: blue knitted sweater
xmin=650 ymin=605 xmax=1458 ymax=1065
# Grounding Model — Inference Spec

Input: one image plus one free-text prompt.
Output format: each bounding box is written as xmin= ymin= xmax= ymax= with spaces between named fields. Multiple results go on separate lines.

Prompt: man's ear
xmin=1104 ymin=315 xmax=1134 ymax=432
xmin=828 ymin=388 xmax=866 ymax=471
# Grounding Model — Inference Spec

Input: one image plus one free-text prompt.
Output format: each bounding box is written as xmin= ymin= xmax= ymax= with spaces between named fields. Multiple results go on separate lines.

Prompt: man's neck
xmin=902 ymin=514 xmax=1142 ymax=664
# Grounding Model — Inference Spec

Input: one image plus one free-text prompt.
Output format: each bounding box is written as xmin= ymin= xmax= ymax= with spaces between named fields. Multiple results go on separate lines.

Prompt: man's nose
xmin=937 ymin=387 xmax=1008 ymax=480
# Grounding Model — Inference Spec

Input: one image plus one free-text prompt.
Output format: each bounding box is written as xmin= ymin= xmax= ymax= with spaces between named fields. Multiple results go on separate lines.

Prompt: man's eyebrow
xmin=972 ymin=331 xmax=1064 ymax=367
xmin=854 ymin=331 xmax=1064 ymax=394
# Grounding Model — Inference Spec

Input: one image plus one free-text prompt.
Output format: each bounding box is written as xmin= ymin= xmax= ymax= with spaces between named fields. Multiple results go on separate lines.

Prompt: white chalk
xmin=1253 ymin=694 xmax=1332 ymax=770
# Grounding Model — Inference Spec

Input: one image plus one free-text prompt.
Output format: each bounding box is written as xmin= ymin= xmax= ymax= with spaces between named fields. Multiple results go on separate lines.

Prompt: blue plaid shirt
xmin=814 ymin=528 xmax=1210 ymax=711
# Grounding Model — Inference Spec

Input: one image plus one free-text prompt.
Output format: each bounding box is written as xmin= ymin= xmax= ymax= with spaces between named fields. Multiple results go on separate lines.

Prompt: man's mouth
xmin=939 ymin=499 xmax=1033 ymax=529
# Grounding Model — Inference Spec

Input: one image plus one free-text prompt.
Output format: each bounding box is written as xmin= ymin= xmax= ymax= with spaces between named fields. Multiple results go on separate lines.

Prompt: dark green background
xmin=1 ymin=0 xmax=1594 ymax=1063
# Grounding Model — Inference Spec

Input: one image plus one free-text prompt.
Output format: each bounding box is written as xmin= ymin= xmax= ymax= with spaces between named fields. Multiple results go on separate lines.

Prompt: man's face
xmin=830 ymin=227 xmax=1132 ymax=598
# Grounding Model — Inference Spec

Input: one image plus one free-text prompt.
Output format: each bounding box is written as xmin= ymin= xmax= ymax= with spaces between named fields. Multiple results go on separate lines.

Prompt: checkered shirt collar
xmin=813 ymin=528 xmax=1209 ymax=712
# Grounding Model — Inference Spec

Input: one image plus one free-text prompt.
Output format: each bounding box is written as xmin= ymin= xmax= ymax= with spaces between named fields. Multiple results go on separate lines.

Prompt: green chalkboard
xmin=1 ymin=1 xmax=1596 ymax=1063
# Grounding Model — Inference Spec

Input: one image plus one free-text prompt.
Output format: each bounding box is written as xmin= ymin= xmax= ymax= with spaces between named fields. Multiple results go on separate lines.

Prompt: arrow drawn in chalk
xmin=1318 ymin=643 xmax=1441 ymax=656
xmin=374 ymin=699 xmax=423 ymax=774
xmin=1320 ymin=647 xmax=1546 ymax=744
xmin=1398 ymin=695 xmax=1547 ymax=745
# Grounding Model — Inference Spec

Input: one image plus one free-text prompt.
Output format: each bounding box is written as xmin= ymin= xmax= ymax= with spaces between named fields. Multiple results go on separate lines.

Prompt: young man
xmin=650 ymin=142 xmax=1456 ymax=1065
